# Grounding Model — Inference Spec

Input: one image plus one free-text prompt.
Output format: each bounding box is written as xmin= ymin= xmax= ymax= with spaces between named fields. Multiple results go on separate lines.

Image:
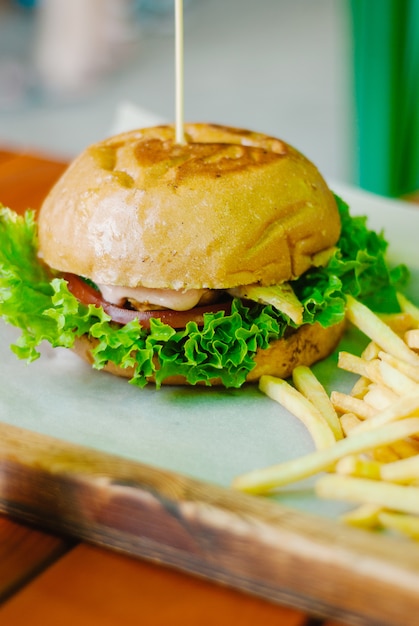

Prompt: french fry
xmin=259 ymin=375 xmax=336 ymax=450
xmin=340 ymin=412 xmax=363 ymax=436
xmin=340 ymin=504 xmax=382 ymax=528
xmin=350 ymin=376 xmax=370 ymax=399
xmin=405 ymin=329 xmax=419 ymax=351
xmin=378 ymin=351 xmax=419 ymax=383
xmin=378 ymin=511 xmax=419 ymax=539
xmin=335 ymin=455 xmax=382 ymax=479
xmin=345 ymin=295 xmax=419 ymax=367
xmin=338 ymin=352 xmax=419 ymax=396
xmin=349 ymin=349 xmax=378 ymax=401
xmin=330 ymin=391 xmax=376 ymax=420
xmin=232 ymin=418 xmax=419 ymax=494
xmin=292 ymin=365 xmax=343 ymax=440
xmin=371 ymin=446 xmax=400 ymax=463
xmin=362 ymin=341 xmax=380 ymax=360
xmin=350 ymin=392 xmax=419 ymax=434
xmin=338 ymin=351 xmax=372 ymax=377
xmin=378 ymin=312 xmax=418 ymax=334
xmin=387 ymin=439 xmax=419 ymax=460
xmin=397 ymin=292 xmax=419 ymax=325
xmin=375 ymin=360 xmax=419 ymax=395
xmin=363 ymin=383 xmax=398 ymax=410
xmin=380 ymin=454 xmax=419 ymax=484
xmin=315 ymin=474 xmax=419 ymax=516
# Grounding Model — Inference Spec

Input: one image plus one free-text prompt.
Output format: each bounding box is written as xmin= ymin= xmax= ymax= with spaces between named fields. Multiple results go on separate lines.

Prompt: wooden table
xmin=0 ymin=149 xmax=406 ymax=626
xmin=0 ymin=514 xmax=348 ymax=626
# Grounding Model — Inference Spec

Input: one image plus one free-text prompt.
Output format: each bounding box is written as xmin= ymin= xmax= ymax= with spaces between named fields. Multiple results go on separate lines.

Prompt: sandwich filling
xmin=64 ymin=248 xmax=337 ymax=329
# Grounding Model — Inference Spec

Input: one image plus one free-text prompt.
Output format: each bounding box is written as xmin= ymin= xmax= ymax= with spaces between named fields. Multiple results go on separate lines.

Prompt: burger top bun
xmin=38 ymin=123 xmax=341 ymax=290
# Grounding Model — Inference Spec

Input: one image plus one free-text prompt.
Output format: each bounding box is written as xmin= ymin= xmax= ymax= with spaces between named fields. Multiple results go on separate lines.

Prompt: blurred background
xmin=0 ymin=0 xmax=417 ymax=197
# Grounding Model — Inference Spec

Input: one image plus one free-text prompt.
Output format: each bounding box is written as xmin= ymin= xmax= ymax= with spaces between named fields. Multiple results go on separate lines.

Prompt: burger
xmin=0 ymin=124 xmax=405 ymax=388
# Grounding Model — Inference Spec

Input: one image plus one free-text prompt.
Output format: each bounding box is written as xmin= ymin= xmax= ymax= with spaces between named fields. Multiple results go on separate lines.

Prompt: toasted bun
xmin=38 ymin=123 xmax=340 ymax=290
xmin=72 ymin=320 xmax=345 ymax=386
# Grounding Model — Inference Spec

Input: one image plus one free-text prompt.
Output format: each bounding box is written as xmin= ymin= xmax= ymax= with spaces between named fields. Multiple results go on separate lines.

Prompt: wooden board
xmin=0 ymin=541 xmax=310 ymax=626
xmin=1 ymin=421 xmax=419 ymax=626
xmin=0 ymin=151 xmax=67 ymax=212
xmin=2 ymin=153 xmax=419 ymax=626
xmin=0 ymin=514 xmax=71 ymax=602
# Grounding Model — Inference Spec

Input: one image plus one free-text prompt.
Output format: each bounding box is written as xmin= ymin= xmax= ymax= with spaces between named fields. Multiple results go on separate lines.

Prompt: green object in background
xmin=349 ymin=0 xmax=419 ymax=197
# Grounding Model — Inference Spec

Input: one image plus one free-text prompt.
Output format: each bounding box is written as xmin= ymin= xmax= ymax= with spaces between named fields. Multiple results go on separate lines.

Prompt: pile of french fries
xmin=233 ymin=293 xmax=419 ymax=541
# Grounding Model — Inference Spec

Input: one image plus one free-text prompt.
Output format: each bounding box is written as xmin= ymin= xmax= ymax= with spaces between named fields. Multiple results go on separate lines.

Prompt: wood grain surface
xmin=0 ymin=515 xmax=71 ymax=603
xmin=0 ymin=151 xmax=67 ymax=213
xmin=0 ymin=542 xmax=309 ymax=626
xmin=0 ymin=421 xmax=418 ymax=626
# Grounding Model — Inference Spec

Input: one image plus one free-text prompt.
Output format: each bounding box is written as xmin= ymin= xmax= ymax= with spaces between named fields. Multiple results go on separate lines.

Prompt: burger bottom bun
xmin=72 ymin=320 xmax=346 ymax=386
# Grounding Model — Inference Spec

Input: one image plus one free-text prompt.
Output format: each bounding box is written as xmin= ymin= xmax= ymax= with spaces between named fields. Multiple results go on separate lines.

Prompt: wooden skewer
xmin=175 ymin=0 xmax=186 ymax=144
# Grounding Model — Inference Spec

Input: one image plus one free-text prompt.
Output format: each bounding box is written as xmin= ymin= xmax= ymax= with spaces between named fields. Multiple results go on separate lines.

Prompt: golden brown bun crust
xmin=38 ymin=123 xmax=341 ymax=290
xmin=72 ymin=320 xmax=345 ymax=386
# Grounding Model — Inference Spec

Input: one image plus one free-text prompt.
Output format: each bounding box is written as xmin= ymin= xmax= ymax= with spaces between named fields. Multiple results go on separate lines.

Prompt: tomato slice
xmin=63 ymin=273 xmax=232 ymax=329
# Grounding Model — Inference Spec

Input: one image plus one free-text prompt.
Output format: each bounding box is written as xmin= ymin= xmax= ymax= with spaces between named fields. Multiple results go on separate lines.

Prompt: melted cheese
xmin=97 ymin=283 xmax=209 ymax=311
xmin=228 ymin=282 xmax=303 ymax=324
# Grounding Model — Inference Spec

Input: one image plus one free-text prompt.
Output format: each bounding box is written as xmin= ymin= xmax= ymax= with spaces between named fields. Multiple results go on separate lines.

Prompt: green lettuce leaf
xmin=0 ymin=197 xmax=407 ymax=387
xmin=293 ymin=195 xmax=408 ymax=324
